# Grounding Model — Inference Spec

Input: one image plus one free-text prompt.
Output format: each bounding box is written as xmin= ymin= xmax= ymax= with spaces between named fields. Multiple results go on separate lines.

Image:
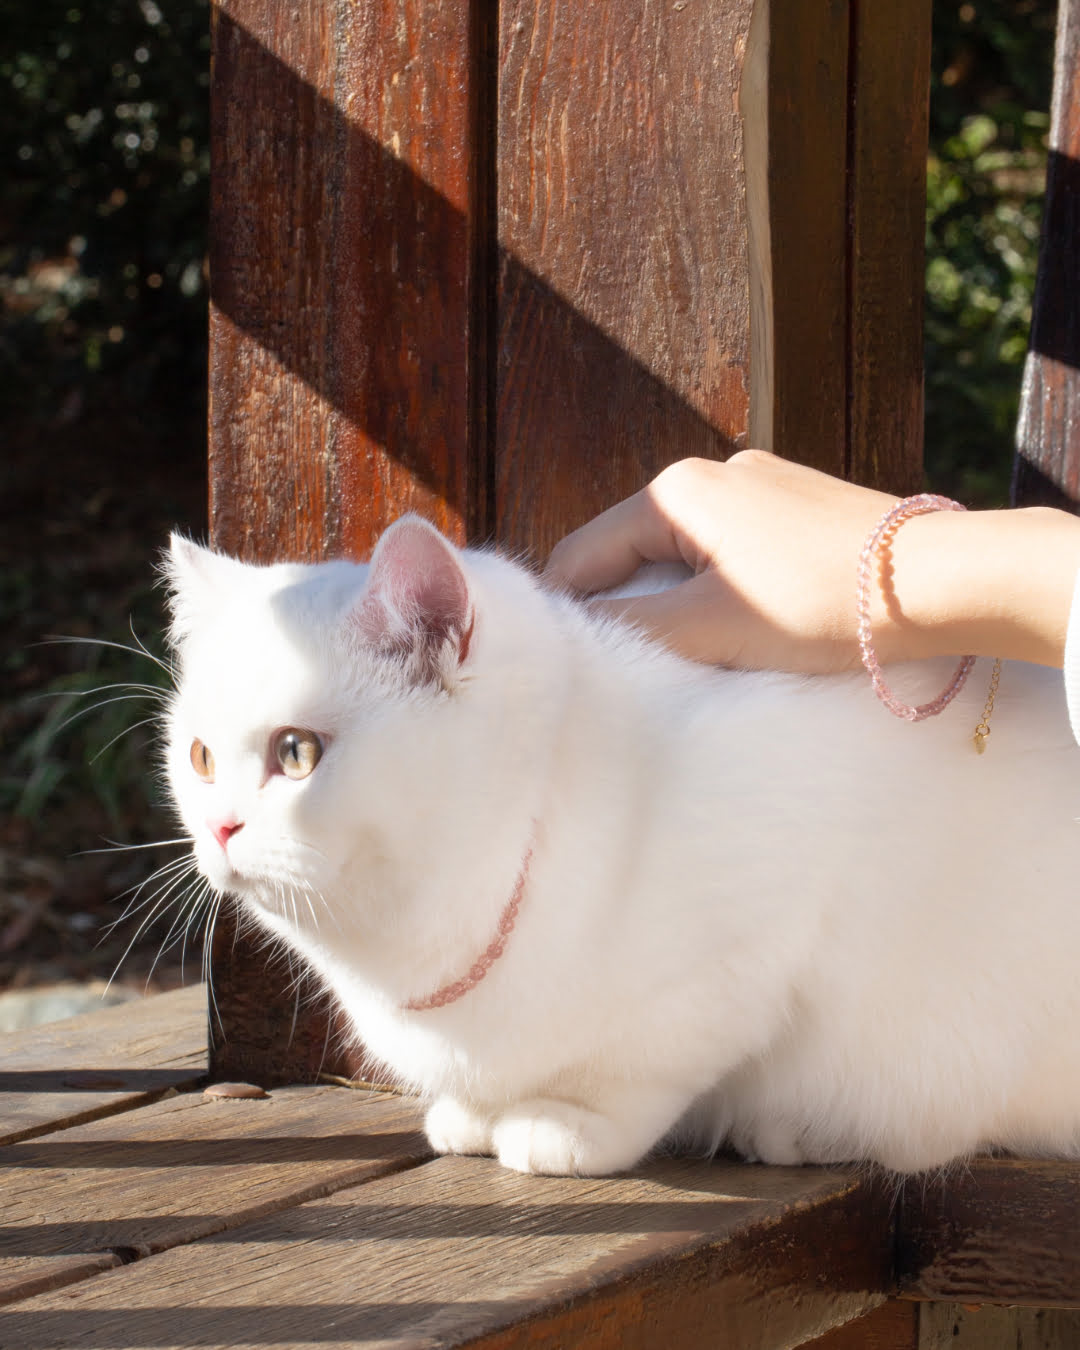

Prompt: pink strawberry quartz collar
xmin=402 ymin=843 xmax=534 ymax=1012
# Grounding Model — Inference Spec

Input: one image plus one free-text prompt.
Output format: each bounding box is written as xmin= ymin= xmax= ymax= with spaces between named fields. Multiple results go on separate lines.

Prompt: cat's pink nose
xmin=209 ymin=818 xmax=244 ymax=851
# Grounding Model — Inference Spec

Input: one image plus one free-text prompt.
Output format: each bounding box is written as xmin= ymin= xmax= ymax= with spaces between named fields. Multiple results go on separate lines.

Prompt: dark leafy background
xmin=0 ymin=0 xmax=1060 ymax=992
xmin=1 ymin=0 xmax=209 ymax=992
xmin=927 ymin=0 xmax=1057 ymax=502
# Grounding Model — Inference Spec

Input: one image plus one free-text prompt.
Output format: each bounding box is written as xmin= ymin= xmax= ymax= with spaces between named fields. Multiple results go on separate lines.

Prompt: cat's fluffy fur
xmin=165 ymin=515 xmax=1080 ymax=1176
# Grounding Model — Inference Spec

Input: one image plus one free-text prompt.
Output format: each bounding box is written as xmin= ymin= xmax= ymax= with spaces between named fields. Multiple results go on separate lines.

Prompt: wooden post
xmin=1014 ymin=0 xmax=1080 ymax=510
xmin=206 ymin=0 xmax=931 ymax=1083
xmin=207 ymin=0 xmax=481 ymax=1081
xmin=749 ymin=0 xmax=932 ymax=494
xmin=493 ymin=0 xmax=753 ymax=556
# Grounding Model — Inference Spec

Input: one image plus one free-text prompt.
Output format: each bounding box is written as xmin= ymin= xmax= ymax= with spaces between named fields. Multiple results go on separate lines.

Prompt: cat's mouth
xmin=193 ymin=831 xmax=328 ymax=922
xmin=195 ymin=842 xmax=248 ymax=892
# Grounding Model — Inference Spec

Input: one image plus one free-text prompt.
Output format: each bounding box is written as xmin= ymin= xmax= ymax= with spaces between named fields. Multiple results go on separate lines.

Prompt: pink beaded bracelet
xmin=856 ymin=494 xmax=976 ymax=723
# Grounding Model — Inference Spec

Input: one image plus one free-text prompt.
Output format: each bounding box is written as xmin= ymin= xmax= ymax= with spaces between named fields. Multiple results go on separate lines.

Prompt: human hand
xmin=544 ymin=452 xmax=1080 ymax=673
xmin=545 ymin=453 xmax=896 ymax=673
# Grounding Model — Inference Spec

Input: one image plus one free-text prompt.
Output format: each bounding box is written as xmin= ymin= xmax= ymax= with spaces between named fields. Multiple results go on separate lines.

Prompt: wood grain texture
xmin=0 ymin=985 xmax=205 ymax=1147
xmin=205 ymin=917 xmax=367 ymax=1087
xmin=800 ymin=1300 xmax=918 ymax=1350
xmin=846 ymin=0 xmax=933 ymax=495
xmin=0 ymin=1084 xmax=428 ymax=1308
xmin=1014 ymin=0 xmax=1080 ymax=510
xmin=895 ymin=1158 xmax=1080 ymax=1309
xmin=749 ymin=0 xmax=850 ymax=479
xmin=209 ymin=0 xmax=477 ymax=561
xmin=208 ymin=0 xmax=480 ymax=1082
xmin=0 ymin=1256 xmax=121 ymax=1311
xmin=0 ymin=1159 xmax=891 ymax=1348
xmin=918 ymin=1303 xmax=1080 ymax=1349
xmin=494 ymin=0 xmax=754 ymax=558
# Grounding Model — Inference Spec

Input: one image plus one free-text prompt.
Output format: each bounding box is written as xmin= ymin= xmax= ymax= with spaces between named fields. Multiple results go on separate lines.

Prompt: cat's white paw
xmin=424 ymin=1096 xmax=494 ymax=1157
xmin=731 ymin=1119 xmax=806 ymax=1166
xmin=493 ymin=1098 xmax=642 ymax=1176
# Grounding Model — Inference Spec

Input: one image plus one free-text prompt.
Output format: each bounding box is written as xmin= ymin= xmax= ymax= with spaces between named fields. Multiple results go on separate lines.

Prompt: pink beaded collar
xmin=402 ymin=843 xmax=534 ymax=1013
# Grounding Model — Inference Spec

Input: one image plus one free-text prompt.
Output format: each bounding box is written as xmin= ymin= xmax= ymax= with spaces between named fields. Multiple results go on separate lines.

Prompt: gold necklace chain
xmin=973 ymin=657 xmax=1003 ymax=754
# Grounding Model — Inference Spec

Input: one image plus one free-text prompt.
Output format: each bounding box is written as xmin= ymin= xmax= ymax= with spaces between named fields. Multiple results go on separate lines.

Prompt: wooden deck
xmin=2 ymin=989 xmax=1079 ymax=1348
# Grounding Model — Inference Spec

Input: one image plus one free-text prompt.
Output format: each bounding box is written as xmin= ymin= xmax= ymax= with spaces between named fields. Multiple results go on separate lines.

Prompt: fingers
xmin=590 ymin=573 xmax=745 ymax=667
xmin=544 ymin=490 xmax=687 ymax=594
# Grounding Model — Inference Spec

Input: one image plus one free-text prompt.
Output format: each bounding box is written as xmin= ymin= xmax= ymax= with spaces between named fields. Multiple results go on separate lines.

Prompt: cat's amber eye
xmin=190 ymin=739 xmax=215 ymax=783
xmin=273 ymin=729 xmax=323 ymax=781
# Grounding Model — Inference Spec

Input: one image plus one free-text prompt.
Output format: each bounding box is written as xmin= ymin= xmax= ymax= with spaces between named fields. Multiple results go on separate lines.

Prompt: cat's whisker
xmin=147 ymin=870 xmax=215 ymax=973
xmin=106 ymin=864 xmax=195 ymax=934
xmin=37 ymin=680 xmax=171 ymax=705
xmin=282 ymin=951 xmax=312 ymax=1001
xmin=106 ymin=856 xmax=199 ymax=949
xmin=106 ymin=852 xmax=198 ymax=928
xmin=128 ymin=618 xmax=178 ymax=681
xmin=42 ymin=633 xmax=176 ymax=681
xmin=288 ymin=947 xmax=302 ymax=1047
xmin=148 ymin=877 xmax=214 ymax=986
xmin=105 ymin=863 xmax=202 ymax=993
xmin=48 ymin=692 xmax=168 ymax=740
xmin=201 ymin=889 xmax=223 ymax=1033
xmin=77 ymin=837 xmax=192 ymax=857
xmin=287 ymin=883 xmax=302 ymax=936
xmin=91 ymin=715 xmax=163 ymax=764
xmin=294 ymin=882 xmax=321 ymax=932
xmin=173 ymin=882 xmax=213 ymax=984
xmin=306 ymin=882 xmax=342 ymax=935
xmin=117 ymin=863 xmax=199 ymax=946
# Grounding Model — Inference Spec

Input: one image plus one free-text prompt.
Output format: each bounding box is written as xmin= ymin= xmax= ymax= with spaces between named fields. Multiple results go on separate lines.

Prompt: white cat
xmin=164 ymin=515 xmax=1080 ymax=1176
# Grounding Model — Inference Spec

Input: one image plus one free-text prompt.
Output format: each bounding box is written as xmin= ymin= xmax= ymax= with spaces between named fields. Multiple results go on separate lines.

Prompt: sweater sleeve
xmin=1063 ymin=565 xmax=1080 ymax=746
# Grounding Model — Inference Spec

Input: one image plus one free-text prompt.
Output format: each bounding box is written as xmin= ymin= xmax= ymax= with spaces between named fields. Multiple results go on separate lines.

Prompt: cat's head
xmin=163 ymin=515 xmax=540 ymax=942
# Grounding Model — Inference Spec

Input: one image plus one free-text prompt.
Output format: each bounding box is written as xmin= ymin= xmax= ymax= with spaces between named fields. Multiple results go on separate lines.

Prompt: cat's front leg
xmin=424 ymin=1095 xmax=495 ymax=1158
xmin=493 ymin=1086 xmax=689 ymax=1177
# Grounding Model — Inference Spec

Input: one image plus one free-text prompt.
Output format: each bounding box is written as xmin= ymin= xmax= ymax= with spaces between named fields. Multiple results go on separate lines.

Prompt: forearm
xmin=879 ymin=506 xmax=1080 ymax=669
xmin=547 ymin=454 xmax=1080 ymax=675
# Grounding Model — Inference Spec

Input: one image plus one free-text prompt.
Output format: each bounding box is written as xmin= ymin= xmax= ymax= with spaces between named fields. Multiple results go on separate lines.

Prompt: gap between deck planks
xmin=0 ymin=1149 xmax=891 ymax=1349
xmin=5 ymin=987 xmax=1080 ymax=1347
xmin=0 ymin=984 xmax=207 ymax=1147
xmin=0 ymin=1084 xmax=432 ymax=1309
xmin=0 ymin=990 xmax=892 ymax=1345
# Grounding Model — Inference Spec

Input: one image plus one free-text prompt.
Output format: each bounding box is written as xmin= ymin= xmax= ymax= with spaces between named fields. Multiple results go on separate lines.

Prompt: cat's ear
xmin=354 ymin=516 xmax=474 ymax=682
xmin=162 ymin=534 xmax=239 ymax=643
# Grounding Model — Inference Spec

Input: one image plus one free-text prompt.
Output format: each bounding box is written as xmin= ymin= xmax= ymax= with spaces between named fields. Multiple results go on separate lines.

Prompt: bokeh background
xmin=0 ymin=0 xmax=1060 ymax=1010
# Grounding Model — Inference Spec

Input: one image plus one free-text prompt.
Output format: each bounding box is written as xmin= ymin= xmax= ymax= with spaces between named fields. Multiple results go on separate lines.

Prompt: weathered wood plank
xmin=1014 ymin=0 xmax=1080 ymax=510
xmin=0 ymin=1256 xmax=121 ymax=1311
xmin=747 ymin=0 xmax=850 ymax=478
xmin=208 ymin=0 xmax=481 ymax=1084
xmin=918 ymin=1303 xmax=1080 ymax=1349
xmin=494 ymin=0 xmax=753 ymax=559
xmin=846 ymin=0 xmax=933 ymax=495
xmin=209 ymin=0 xmax=477 ymax=559
xmin=0 ymin=985 xmax=205 ymax=1147
xmin=0 ymin=1160 xmax=892 ymax=1348
xmin=800 ymin=1300 xmax=918 ymax=1349
xmin=0 ymin=1084 xmax=428 ymax=1308
xmin=895 ymin=1158 xmax=1080 ymax=1309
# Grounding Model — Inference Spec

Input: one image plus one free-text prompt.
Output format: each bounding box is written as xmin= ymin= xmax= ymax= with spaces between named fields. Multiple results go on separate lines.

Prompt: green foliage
xmin=0 ymin=551 xmax=175 ymax=832
xmin=3 ymin=657 xmax=169 ymax=826
xmin=925 ymin=0 xmax=1058 ymax=505
xmin=0 ymin=0 xmax=210 ymax=418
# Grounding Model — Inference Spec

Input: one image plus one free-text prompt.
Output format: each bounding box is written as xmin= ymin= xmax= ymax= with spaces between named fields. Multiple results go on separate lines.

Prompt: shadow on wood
xmin=210 ymin=7 xmax=737 ymax=568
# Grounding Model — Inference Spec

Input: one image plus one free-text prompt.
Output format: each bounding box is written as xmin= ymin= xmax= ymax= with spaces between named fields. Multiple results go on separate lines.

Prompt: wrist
xmin=874 ymin=505 xmax=1080 ymax=669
